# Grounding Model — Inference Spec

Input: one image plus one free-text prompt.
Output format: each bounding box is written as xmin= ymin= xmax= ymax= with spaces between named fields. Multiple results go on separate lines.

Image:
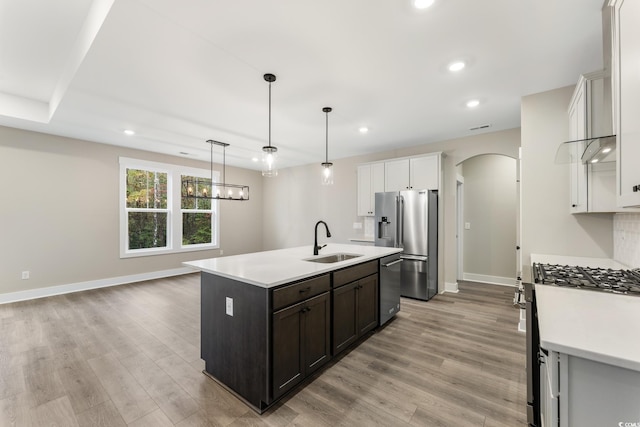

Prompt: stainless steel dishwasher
xmin=379 ymin=253 xmax=402 ymax=325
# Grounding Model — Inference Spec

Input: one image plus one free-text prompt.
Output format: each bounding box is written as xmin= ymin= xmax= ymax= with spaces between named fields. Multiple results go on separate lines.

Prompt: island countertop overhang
xmin=183 ymin=243 xmax=402 ymax=288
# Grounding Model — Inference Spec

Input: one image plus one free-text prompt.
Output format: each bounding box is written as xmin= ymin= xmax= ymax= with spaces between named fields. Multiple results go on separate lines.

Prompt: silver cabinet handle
xmin=382 ymin=259 xmax=403 ymax=267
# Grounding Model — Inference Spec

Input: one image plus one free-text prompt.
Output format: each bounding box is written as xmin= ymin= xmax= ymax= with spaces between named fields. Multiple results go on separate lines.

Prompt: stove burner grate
xmin=534 ymin=263 xmax=640 ymax=297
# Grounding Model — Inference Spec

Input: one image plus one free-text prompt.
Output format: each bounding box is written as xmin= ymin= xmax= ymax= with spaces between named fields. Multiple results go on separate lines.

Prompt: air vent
xmin=469 ymin=124 xmax=491 ymax=131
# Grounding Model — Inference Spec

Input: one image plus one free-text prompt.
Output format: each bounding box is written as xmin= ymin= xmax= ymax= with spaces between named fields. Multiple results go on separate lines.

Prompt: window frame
xmin=119 ymin=157 xmax=219 ymax=258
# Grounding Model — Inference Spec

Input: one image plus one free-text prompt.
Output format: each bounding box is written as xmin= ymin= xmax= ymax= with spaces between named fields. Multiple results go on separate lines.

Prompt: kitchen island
xmin=184 ymin=243 xmax=402 ymax=413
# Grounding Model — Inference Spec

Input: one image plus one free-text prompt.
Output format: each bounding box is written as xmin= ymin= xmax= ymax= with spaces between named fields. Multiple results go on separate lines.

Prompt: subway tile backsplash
xmin=364 ymin=216 xmax=375 ymax=237
xmin=614 ymin=213 xmax=640 ymax=268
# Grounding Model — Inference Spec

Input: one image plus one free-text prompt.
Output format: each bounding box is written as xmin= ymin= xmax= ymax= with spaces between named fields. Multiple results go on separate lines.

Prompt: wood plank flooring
xmin=0 ymin=276 xmax=527 ymax=426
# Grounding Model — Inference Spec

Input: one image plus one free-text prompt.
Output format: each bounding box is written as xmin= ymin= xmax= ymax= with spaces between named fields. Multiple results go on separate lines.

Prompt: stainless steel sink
xmin=304 ymin=253 xmax=362 ymax=263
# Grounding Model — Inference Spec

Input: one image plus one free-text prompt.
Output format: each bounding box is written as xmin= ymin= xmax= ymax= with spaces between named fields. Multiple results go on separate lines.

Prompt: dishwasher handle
xmin=381 ymin=259 xmax=403 ymax=268
xmin=400 ymin=254 xmax=428 ymax=262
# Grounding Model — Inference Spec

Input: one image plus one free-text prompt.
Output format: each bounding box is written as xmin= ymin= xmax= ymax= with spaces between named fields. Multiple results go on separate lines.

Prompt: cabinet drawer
xmin=333 ymin=260 xmax=378 ymax=288
xmin=273 ymin=275 xmax=330 ymax=311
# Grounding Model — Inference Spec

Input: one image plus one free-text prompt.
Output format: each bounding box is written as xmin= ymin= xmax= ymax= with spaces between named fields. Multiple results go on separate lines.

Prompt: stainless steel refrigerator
xmin=375 ymin=190 xmax=438 ymax=301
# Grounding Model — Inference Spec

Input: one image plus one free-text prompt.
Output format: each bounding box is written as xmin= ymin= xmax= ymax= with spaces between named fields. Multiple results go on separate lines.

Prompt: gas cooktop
xmin=533 ymin=263 xmax=640 ymax=296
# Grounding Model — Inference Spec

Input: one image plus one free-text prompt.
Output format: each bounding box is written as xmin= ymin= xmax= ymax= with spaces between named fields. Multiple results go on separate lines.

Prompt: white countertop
xmin=183 ymin=243 xmax=402 ymax=288
xmin=531 ymin=253 xmax=628 ymax=269
xmin=535 ymin=284 xmax=640 ymax=372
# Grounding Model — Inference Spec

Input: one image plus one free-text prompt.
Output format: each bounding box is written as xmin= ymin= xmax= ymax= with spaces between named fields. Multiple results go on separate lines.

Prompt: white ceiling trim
xmin=49 ymin=0 xmax=116 ymax=121
xmin=0 ymin=0 xmax=115 ymax=124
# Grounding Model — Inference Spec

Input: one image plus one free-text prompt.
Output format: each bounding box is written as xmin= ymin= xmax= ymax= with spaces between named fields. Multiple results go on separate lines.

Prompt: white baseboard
xmin=518 ymin=308 xmax=526 ymax=333
xmin=443 ymin=281 xmax=459 ymax=293
xmin=462 ymin=273 xmax=518 ymax=287
xmin=0 ymin=267 xmax=196 ymax=305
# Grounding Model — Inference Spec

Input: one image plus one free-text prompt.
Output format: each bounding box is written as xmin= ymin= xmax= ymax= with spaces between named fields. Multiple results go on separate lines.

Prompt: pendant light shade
xmin=321 ymin=107 xmax=334 ymax=185
xmin=181 ymin=140 xmax=249 ymax=201
xmin=262 ymin=73 xmax=278 ymax=177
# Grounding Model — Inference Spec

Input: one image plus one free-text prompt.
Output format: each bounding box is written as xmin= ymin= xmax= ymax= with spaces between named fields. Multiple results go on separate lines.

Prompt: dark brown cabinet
xmin=272 ymin=291 xmax=330 ymax=399
xmin=332 ymin=260 xmax=379 ymax=356
xmin=199 ymin=257 xmax=383 ymax=414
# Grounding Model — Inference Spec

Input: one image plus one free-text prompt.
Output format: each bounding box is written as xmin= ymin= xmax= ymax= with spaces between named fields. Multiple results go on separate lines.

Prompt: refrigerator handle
xmin=394 ymin=196 xmax=400 ymax=248
xmin=399 ymin=195 xmax=405 ymax=248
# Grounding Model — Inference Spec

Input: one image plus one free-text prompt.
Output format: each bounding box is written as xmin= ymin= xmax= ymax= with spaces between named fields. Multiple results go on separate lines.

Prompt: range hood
xmin=555 ymin=135 xmax=616 ymax=164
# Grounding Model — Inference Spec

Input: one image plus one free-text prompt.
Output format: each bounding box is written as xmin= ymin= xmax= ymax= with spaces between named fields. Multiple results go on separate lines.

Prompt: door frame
xmin=456 ymin=175 xmax=464 ymax=282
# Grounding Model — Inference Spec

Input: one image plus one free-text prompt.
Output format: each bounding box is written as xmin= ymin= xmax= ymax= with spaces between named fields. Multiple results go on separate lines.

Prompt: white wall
xmin=0 ymin=126 xmax=263 ymax=298
xmin=262 ymin=127 xmax=521 ymax=292
xmin=521 ymin=85 xmax=614 ymax=281
xmin=462 ymin=154 xmax=517 ymax=284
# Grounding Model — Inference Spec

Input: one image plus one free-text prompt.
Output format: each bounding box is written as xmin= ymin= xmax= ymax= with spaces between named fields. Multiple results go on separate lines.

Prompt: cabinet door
xmin=357 ymin=274 xmax=379 ymax=335
xmin=272 ymin=302 xmax=304 ymax=398
xmin=616 ymin=0 xmax=640 ymax=207
xmin=357 ymin=163 xmax=385 ymax=216
xmin=303 ymin=292 xmax=331 ymax=374
xmin=410 ymin=155 xmax=439 ymax=190
xmin=332 ymin=282 xmax=358 ymax=355
xmin=385 ymin=159 xmax=410 ymax=191
xmin=568 ymin=87 xmax=588 ymax=213
xmin=357 ymin=164 xmax=373 ymax=216
xmin=371 ymin=162 xmax=385 ymax=212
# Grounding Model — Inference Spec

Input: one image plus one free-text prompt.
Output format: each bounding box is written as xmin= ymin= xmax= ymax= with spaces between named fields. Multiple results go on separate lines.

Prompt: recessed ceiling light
xmin=466 ymin=99 xmax=480 ymax=108
xmin=602 ymin=147 xmax=612 ymax=154
xmin=124 ymin=129 xmax=135 ymax=136
xmin=448 ymin=61 xmax=465 ymax=72
xmin=591 ymin=158 xmax=599 ymax=163
xmin=413 ymin=0 xmax=435 ymax=9
xmin=251 ymin=157 xmax=259 ymax=162
xmin=359 ymin=127 xmax=369 ymax=134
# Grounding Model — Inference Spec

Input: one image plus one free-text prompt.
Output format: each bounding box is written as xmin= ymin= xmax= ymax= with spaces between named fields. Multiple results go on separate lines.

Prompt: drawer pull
xmin=299 ymin=287 xmax=311 ymax=294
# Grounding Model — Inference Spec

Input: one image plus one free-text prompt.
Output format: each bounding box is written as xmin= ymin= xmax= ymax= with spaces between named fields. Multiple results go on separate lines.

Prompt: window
xmin=119 ymin=158 xmax=218 ymax=258
xmin=181 ymin=175 xmax=214 ymax=246
xmin=126 ymin=168 xmax=169 ymax=250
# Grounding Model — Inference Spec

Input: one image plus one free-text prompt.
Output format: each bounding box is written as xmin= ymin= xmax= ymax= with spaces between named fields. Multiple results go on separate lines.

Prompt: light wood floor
xmin=0 ymin=275 xmax=526 ymax=426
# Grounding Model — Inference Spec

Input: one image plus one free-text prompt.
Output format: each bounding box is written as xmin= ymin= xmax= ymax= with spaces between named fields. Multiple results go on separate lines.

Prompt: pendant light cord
xmin=268 ymin=80 xmax=272 ymax=148
xmin=325 ymin=111 xmax=329 ymax=163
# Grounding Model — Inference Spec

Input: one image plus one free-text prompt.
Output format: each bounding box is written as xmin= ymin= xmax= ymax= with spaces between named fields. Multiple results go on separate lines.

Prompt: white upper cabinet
xmin=614 ymin=0 xmax=640 ymax=207
xmin=357 ymin=153 xmax=441 ymax=217
xmin=384 ymin=159 xmax=410 ymax=191
xmin=384 ymin=154 xmax=440 ymax=192
xmin=410 ymin=155 xmax=440 ymax=191
xmin=565 ymin=71 xmax=625 ymax=213
xmin=568 ymin=76 xmax=589 ymax=213
xmin=357 ymin=162 xmax=384 ymax=216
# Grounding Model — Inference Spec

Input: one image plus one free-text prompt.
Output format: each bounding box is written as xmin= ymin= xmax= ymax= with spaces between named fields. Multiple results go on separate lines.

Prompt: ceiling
xmin=0 ymin=0 xmax=605 ymax=170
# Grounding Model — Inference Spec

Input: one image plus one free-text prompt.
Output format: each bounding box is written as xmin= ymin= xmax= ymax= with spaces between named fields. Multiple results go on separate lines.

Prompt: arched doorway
xmin=456 ymin=154 xmax=518 ymax=286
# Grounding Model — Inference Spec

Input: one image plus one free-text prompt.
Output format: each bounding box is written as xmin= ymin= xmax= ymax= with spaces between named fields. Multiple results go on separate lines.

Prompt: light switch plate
xmin=353 ymin=222 xmax=363 ymax=229
xmin=225 ymin=297 xmax=233 ymax=316
xmin=465 ymin=222 xmax=471 ymax=230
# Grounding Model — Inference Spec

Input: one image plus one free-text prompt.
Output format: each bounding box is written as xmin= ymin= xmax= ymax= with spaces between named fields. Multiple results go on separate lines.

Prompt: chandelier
xmin=182 ymin=140 xmax=249 ymax=201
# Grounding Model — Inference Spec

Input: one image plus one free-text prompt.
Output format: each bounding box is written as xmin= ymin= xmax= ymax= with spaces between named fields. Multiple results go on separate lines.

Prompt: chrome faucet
xmin=314 ymin=220 xmax=332 ymax=255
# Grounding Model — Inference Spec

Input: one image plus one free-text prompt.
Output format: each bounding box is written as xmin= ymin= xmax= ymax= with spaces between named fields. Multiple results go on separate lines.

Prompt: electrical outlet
xmin=353 ymin=222 xmax=363 ymax=229
xmin=21 ymin=271 xmax=30 ymax=280
xmin=225 ymin=297 xmax=233 ymax=316
xmin=220 ymin=249 xmax=224 ymax=255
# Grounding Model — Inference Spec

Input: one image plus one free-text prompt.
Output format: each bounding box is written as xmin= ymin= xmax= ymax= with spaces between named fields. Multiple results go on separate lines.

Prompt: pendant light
xmin=262 ymin=73 xmax=278 ymax=177
xmin=182 ymin=140 xmax=249 ymax=201
xmin=321 ymin=107 xmax=334 ymax=185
